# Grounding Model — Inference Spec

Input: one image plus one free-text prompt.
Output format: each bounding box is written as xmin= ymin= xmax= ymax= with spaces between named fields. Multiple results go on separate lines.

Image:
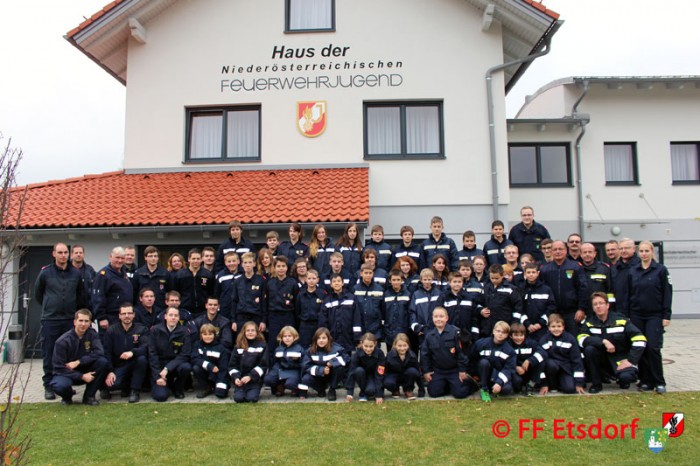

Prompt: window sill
xmin=605 ymin=181 xmax=639 ymax=186
xmin=184 ymin=158 xmax=261 ymax=164
xmin=364 ymin=155 xmax=445 ymax=161
xmin=672 ymin=180 xmax=700 ymax=185
xmin=510 ymin=183 xmax=572 ymax=188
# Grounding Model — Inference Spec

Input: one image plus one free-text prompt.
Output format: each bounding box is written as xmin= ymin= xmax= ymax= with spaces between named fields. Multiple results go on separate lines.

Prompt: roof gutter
xmin=572 ymin=80 xmax=590 ymax=240
xmin=485 ymin=20 xmax=562 ymax=222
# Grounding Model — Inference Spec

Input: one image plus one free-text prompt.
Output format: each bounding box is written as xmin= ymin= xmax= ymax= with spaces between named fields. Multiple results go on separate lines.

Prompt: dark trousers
xmin=299 ymin=368 xmax=340 ymax=396
xmin=512 ymin=367 xmax=537 ymax=393
xmin=583 ymin=346 xmax=638 ymax=387
xmin=383 ymin=367 xmax=420 ymax=393
xmin=426 ymin=368 xmax=474 ymax=399
xmin=49 ymin=357 xmax=110 ymax=401
xmin=346 ymin=367 xmax=381 ymax=398
xmin=561 ymin=312 xmax=580 ymax=337
xmin=631 ymin=314 xmax=665 ymax=386
xmin=541 ymin=359 xmax=576 ymax=393
xmin=151 ymin=362 xmax=192 ymax=402
xmin=477 ymin=359 xmax=513 ymax=395
xmin=233 ymin=380 xmax=263 ymax=403
xmin=110 ymin=355 xmax=149 ymax=391
xmin=298 ymin=321 xmax=319 ymax=348
xmin=263 ymin=369 xmax=301 ymax=391
xmin=192 ymin=364 xmax=229 ymax=398
xmin=267 ymin=312 xmax=296 ymax=356
xmin=234 ymin=313 xmax=262 ymax=337
xmin=40 ymin=319 xmax=74 ymax=388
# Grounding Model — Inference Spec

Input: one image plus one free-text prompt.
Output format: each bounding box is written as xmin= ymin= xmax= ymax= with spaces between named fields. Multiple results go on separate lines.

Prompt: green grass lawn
xmin=17 ymin=392 xmax=698 ymax=465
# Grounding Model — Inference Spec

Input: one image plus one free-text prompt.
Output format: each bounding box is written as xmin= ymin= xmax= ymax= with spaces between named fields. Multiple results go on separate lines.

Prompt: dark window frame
xmin=363 ymin=101 xmax=445 ymax=160
xmin=603 ymin=142 xmax=639 ymax=186
xmin=507 ymin=142 xmax=572 ymax=187
xmin=184 ymin=105 xmax=261 ymax=163
xmin=670 ymin=141 xmax=700 ymax=185
xmin=285 ymin=0 xmax=336 ymax=33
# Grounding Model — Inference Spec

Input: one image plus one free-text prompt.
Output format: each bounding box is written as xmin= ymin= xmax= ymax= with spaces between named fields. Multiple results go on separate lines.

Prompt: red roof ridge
xmin=66 ymin=0 xmax=128 ymax=38
xmin=16 ymin=170 xmax=125 ymax=192
xmin=521 ymin=0 xmax=559 ymax=20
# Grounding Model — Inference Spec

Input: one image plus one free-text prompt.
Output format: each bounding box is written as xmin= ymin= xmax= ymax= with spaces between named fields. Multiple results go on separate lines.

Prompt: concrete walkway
xmin=4 ymin=318 xmax=698 ymax=404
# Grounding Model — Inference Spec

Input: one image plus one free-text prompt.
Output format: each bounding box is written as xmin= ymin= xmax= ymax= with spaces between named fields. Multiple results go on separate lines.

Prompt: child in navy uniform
xmin=420 ymin=306 xmax=474 ymax=399
xmin=264 ymin=326 xmax=304 ymax=397
xmin=191 ymin=323 xmax=230 ymax=399
xmin=436 ymin=272 xmax=480 ymax=350
xmin=470 ymin=321 xmax=517 ymax=402
xmin=479 ymin=264 xmax=522 ymax=337
xmin=518 ymin=263 xmax=555 ymax=341
xmin=383 ymin=333 xmax=421 ymax=400
xmin=392 ymin=256 xmax=420 ymax=294
xmin=538 ymin=314 xmax=585 ymax=396
xmin=299 ymin=327 xmax=347 ymax=401
xmin=430 ymin=254 xmax=450 ymax=292
xmin=336 ymin=222 xmax=363 ymax=276
xmin=264 ymin=257 xmax=299 ymax=355
xmin=409 ymin=268 xmax=441 ymax=354
xmin=353 ymin=264 xmax=385 ymax=341
xmin=319 ymin=274 xmax=362 ymax=356
xmin=295 ymin=268 xmax=327 ymax=348
xmin=365 ymin=225 xmax=393 ymax=273
xmin=346 ymin=333 xmax=386 ymax=404
xmin=308 ymin=224 xmax=335 ymax=279
xmin=509 ymin=323 xmax=543 ymax=395
xmin=383 ymin=270 xmax=412 ymax=347
xmin=228 ymin=321 xmax=268 ymax=403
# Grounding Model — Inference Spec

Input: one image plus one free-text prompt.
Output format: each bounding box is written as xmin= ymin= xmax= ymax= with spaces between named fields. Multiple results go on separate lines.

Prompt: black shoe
xmin=61 ymin=398 xmax=73 ymax=406
xmin=418 ymin=388 xmax=426 ymax=398
xmin=129 ymin=390 xmax=140 ymax=403
xmin=196 ymin=388 xmax=213 ymax=399
xmin=174 ymin=391 xmax=185 ymax=399
xmin=655 ymin=385 xmax=667 ymax=394
xmin=317 ymin=389 xmax=326 ymax=398
xmin=589 ymin=384 xmax=603 ymax=394
xmin=120 ymin=389 xmax=130 ymax=398
xmin=44 ymin=389 xmax=56 ymax=400
xmin=100 ymin=389 xmax=111 ymax=400
xmin=638 ymin=384 xmax=653 ymax=392
xmin=327 ymin=388 xmax=337 ymax=401
xmin=83 ymin=397 xmax=100 ymax=406
xmin=619 ymin=382 xmax=630 ymax=390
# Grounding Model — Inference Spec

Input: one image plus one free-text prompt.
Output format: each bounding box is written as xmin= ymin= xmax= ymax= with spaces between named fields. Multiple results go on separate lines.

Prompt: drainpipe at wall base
xmin=485 ymin=21 xmax=562 ymax=222
xmin=572 ymin=80 xmax=590 ymax=240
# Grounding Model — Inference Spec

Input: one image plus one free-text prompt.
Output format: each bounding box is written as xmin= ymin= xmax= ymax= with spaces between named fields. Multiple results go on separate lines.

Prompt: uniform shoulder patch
xmin=100 ymin=270 xmax=106 ymax=275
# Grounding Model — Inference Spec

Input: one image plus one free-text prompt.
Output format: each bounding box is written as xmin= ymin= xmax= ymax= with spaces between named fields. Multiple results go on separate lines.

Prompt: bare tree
xmin=0 ymin=134 xmax=30 ymax=464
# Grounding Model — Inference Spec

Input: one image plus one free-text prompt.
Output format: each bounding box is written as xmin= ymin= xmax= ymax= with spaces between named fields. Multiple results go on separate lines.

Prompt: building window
xmin=286 ymin=0 xmax=335 ymax=32
xmin=185 ymin=106 xmax=260 ymax=162
xmin=508 ymin=143 xmax=571 ymax=187
xmin=364 ymin=102 xmax=444 ymax=160
xmin=670 ymin=142 xmax=700 ymax=184
xmin=604 ymin=142 xmax=638 ymax=185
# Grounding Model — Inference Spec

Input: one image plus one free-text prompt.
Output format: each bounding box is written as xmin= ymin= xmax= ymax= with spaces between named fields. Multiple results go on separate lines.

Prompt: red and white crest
xmin=663 ymin=412 xmax=684 ymax=437
xmin=297 ymin=101 xmax=327 ymax=138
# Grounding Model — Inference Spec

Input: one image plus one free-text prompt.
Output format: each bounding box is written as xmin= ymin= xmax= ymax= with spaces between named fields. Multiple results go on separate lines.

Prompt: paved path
xmin=4 ymin=318 xmax=697 ymax=404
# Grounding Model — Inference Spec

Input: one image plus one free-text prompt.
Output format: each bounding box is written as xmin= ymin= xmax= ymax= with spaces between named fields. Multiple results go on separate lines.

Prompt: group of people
xmin=33 ymin=207 xmax=672 ymax=405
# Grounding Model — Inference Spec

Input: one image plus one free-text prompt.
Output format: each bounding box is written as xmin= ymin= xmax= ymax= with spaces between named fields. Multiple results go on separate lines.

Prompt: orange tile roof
xmin=521 ymin=0 xmax=559 ymax=20
xmin=9 ymin=168 xmax=369 ymax=229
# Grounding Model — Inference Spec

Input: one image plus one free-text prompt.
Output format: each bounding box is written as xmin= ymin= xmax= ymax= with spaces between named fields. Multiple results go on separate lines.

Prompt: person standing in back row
xmin=508 ymin=206 xmax=550 ymax=263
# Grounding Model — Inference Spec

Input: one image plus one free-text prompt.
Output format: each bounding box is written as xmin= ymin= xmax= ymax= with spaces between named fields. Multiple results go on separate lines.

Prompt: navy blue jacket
xmin=134 ymin=304 xmax=163 ymax=329
xmin=352 ymin=268 xmax=387 ymax=291
xmin=231 ymin=273 xmax=266 ymax=320
xmin=470 ymin=337 xmax=517 ymax=385
xmin=265 ymin=276 xmax=299 ymax=318
xmin=365 ymin=240 xmax=393 ymax=272
xmin=538 ymin=331 xmax=585 ymax=386
xmin=52 ymin=328 xmax=106 ymax=382
xmin=582 ymin=260 xmax=615 ymax=313
xmin=155 ymin=308 xmax=197 ymax=335
xmin=382 ymin=286 xmax=412 ymax=345
xmin=215 ymin=236 xmax=256 ymax=273
xmin=481 ymin=281 xmax=522 ymax=336
xmin=627 ymin=260 xmax=673 ymax=320
xmin=578 ymin=312 xmax=647 ymax=366
xmin=337 ymin=244 xmax=362 ymax=275
xmin=539 ymin=258 xmax=588 ymax=314
xmin=346 ymin=347 xmax=386 ymax=392
xmin=354 ymin=280 xmax=385 ymax=340
xmin=228 ymin=339 xmax=267 ymax=382
xmin=214 ymin=268 xmax=241 ymax=319
xmin=321 ymin=268 xmax=353 ymax=293
xmin=409 ymin=286 xmax=441 ymax=335
xmin=192 ymin=340 xmax=231 ymax=374
xmin=420 ymin=324 xmax=469 ymax=373
xmin=508 ymin=221 xmax=551 ymax=263
xmin=193 ymin=313 xmax=234 ymax=349
xmin=34 ymin=262 xmax=88 ymax=320
xmin=295 ymin=287 xmax=328 ymax=323
xmin=170 ymin=267 xmax=215 ymax=316
xmin=74 ymin=262 xmax=97 ymax=308
xmin=309 ymin=238 xmax=335 ymax=279
xmin=612 ymin=256 xmax=640 ymax=316
xmin=392 ymin=242 xmax=423 ymax=270
xmin=510 ymin=337 xmax=544 ymax=368
xmin=457 ymin=246 xmax=485 ymax=263
xmin=103 ymin=322 xmax=149 ymax=371
xmin=421 ymin=234 xmax=459 ymax=270
xmin=92 ymin=264 xmax=134 ymax=323
xmin=319 ymin=289 xmax=362 ymax=353
xmin=148 ymin=323 xmax=192 ymax=379
xmin=436 ymin=289 xmax=480 ymax=343
xmin=385 ymin=348 xmax=420 ymax=378
xmin=519 ymin=279 xmax=556 ymax=330
xmin=482 ymin=235 xmax=513 ymax=266
xmin=133 ymin=264 xmax=169 ymax=308
xmin=301 ymin=343 xmax=348 ymax=377
xmin=269 ymin=342 xmax=304 ymax=379
xmin=278 ymin=240 xmax=309 ymax=265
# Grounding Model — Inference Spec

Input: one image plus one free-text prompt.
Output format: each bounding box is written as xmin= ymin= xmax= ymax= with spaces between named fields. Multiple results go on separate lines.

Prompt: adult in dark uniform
xmin=133 ymin=245 xmax=169 ymax=308
xmin=34 ymin=242 xmax=89 ymax=400
xmin=92 ymin=247 xmax=134 ymax=331
xmin=580 ymin=242 xmax=615 ymax=315
xmin=508 ymin=206 xmax=551 ymax=263
xmin=70 ymin=244 xmax=96 ymax=309
xmin=49 ymin=309 xmax=109 ymax=405
xmin=148 ymin=306 xmax=192 ymax=401
xmin=103 ymin=303 xmax=149 ymax=403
